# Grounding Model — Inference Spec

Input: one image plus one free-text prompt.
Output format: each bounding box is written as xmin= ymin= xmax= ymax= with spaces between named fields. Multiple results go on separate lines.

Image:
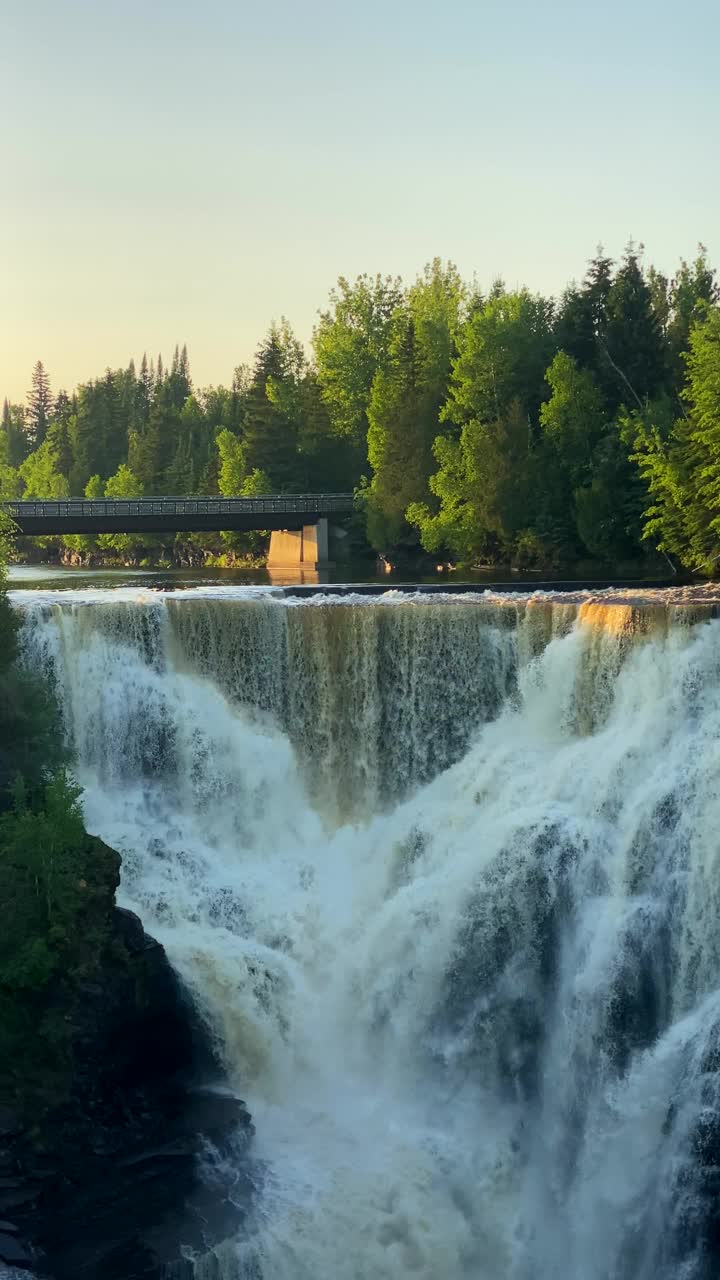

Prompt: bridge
xmin=4 ymin=494 xmax=356 ymax=571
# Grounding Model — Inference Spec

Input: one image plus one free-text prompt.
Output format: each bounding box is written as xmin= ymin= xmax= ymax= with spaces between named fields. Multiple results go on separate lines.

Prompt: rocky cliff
xmin=0 ymin=836 xmax=252 ymax=1278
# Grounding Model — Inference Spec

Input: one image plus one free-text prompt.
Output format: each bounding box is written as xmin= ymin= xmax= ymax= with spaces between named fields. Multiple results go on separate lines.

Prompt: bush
xmin=0 ymin=772 xmax=120 ymax=1103
xmin=0 ymin=666 xmax=66 ymax=810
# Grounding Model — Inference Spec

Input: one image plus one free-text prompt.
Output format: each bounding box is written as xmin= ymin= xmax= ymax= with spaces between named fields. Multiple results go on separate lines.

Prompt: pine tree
xmin=26 ymin=361 xmax=53 ymax=447
xmin=1 ymin=400 xmax=28 ymax=467
xmin=128 ymin=381 xmax=181 ymax=493
xmin=166 ymin=341 xmax=191 ymax=411
xmin=137 ymin=353 xmax=153 ymax=428
xmin=585 ymin=249 xmax=614 ymax=338
xmin=602 ymin=244 xmax=667 ymax=407
xmin=240 ymin=327 xmax=303 ymax=490
xmin=555 ymin=249 xmax=614 ymax=377
xmin=52 ymin=390 xmax=72 ymax=425
xmin=666 ymin=247 xmax=719 ymax=381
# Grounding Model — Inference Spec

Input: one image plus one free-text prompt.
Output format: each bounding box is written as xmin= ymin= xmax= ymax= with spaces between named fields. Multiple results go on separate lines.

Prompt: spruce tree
xmin=167 ymin=341 xmax=192 ymax=411
xmin=26 ymin=361 xmax=53 ymax=447
xmin=602 ymin=244 xmax=667 ymax=407
xmin=240 ymin=327 xmax=303 ymax=490
xmin=667 ymin=248 xmax=719 ymax=381
xmin=554 ymin=249 xmax=614 ymax=380
xmin=1 ymin=400 xmax=28 ymax=467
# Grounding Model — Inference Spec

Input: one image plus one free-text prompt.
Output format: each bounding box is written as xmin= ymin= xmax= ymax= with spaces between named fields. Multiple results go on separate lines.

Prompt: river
xmin=10 ymin=575 xmax=720 ymax=1278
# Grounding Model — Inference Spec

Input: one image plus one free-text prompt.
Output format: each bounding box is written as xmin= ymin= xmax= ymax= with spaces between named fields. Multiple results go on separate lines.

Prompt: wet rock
xmin=2 ymin=898 xmax=252 ymax=1279
xmin=0 ymin=1114 xmax=18 ymax=1141
xmin=114 ymin=907 xmax=153 ymax=954
xmin=0 ymin=1190 xmax=38 ymax=1214
xmin=0 ymin=1233 xmax=32 ymax=1268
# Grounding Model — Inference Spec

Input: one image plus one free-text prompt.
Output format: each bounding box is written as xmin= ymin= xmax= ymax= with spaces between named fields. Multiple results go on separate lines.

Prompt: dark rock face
xmin=1 ymin=906 xmax=253 ymax=1279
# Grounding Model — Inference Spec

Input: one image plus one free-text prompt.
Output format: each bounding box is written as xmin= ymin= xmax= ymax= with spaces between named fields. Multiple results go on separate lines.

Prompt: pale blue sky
xmin=2 ymin=0 xmax=718 ymax=400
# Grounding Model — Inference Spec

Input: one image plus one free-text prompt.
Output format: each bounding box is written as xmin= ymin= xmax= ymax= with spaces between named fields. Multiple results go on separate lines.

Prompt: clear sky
xmin=2 ymin=0 xmax=718 ymax=402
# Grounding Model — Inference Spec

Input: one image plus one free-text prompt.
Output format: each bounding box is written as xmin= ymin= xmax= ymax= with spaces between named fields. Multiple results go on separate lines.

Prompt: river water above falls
xmin=11 ymin=583 xmax=720 ymax=1280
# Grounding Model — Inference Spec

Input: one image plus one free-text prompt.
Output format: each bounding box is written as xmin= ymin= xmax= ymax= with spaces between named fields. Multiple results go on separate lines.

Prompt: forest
xmin=2 ymin=243 xmax=719 ymax=572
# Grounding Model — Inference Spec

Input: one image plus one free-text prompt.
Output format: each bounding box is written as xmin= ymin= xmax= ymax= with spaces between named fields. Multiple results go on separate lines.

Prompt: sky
xmin=2 ymin=0 xmax=719 ymax=402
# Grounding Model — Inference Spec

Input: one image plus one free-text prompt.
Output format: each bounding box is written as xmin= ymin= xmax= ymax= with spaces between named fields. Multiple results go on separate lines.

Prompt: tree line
xmin=2 ymin=244 xmax=719 ymax=570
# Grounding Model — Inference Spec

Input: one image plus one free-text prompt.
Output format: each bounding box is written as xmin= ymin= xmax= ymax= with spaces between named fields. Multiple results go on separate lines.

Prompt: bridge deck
xmin=5 ymin=494 xmax=355 ymax=536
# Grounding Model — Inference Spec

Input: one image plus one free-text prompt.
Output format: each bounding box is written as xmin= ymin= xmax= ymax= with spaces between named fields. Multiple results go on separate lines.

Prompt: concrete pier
xmin=267 ymin=518 xmax=332 ymax=571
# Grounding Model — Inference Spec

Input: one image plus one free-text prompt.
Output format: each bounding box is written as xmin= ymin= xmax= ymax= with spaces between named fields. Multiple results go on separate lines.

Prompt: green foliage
xmin=104 ymin=462 xmax=143 ymax=498
xmin=240 ymin=323 xmax=306 ymax=490
xmin=540 ymin=353 xmax=606 ymax=489
xmin=5 ymin=242 xmax=720 ymax=572
xmin=602 ymin=244 xmax=668 ymax=407
xmin=0 ymin=774 xmax=86 ymax=989
xmin=216 ymin=428 xmax=246 ymax=495
xmin=314 ymin=273 xmax=403 ymax=473
xmin=0 ymin=656 xmax=66 ymax=808
xmin=628 ymin=311 xmax=720 ymax=571
xmin=1 ymin=399 xmax=29 ymax=468
xmin=666 ymin=247 xmax=719 ymax=379
xmin=409 ymin=401 xmax=534 ymax=562
xmin=0 ymin=463 xmax=23 ymax=500
xmin=0 ymin=770 xmax=121 ymax=1104
xmin=0 ymin=513 xmax=18 ymax=665
xmin=366 ymin=260 xmax=463 ymax=552
xmin=0 ymin=520 xmax=125 ymax=1110
xmin=19 ymin=439 xmax=69 ymax=499
xmin=443 ymin=289 xmax=555 ymax=430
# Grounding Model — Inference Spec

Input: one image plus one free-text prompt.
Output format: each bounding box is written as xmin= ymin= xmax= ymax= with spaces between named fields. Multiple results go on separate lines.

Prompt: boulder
xmin=2 ymin=890 xmax=253 ymax=1279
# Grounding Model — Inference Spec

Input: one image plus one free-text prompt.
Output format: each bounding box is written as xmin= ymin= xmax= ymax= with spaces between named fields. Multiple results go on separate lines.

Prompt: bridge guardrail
xmin=5 ymin=493 xmax=356 ymax=521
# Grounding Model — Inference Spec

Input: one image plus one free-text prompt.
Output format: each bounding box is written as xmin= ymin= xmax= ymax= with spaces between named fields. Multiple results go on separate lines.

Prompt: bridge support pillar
xmin=267 ymin=518 xmax=332 ymax=571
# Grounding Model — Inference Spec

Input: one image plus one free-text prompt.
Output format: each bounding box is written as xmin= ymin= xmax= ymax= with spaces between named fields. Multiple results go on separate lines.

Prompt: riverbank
xmin=12 ymin=536 xmax=268 ymax=572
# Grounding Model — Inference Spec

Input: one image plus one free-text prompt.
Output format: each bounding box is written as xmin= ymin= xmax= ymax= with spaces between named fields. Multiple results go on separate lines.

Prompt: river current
xmin=11 ymin=583 xmax=720 ymax=1279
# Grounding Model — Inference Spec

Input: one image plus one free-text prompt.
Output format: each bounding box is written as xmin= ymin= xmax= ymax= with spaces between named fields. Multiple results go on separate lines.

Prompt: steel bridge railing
xmin=5 ymin=493 xmax=356 ymax=521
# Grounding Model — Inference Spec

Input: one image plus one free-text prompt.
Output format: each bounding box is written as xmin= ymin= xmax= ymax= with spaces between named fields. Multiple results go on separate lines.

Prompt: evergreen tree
xmin=554 ymin=249 xmax=614 ymax=380
xmin=666 ymin=247 xmax=719 ymax=381
xmin=602 ymin=244 xmax=667 ymax=408
xmin=296 ymin=372 xmax=356 ymax=493
xmin=26 ymin=361 xmax=53 ymax=447
xmin=238 ymin=324 xmax=306 ymax=490
xmin=128 ymin=380 xmax=181 ymax=493
xmin=366 ymin=261 xmax=463 ymax=551
xmin=2 ymin=243 xmax=718 ymax=572
xmin=52 ymin=390 xmax=72 ymax=426
xmin=68 ymin=374 xmax=126 ymax=492
xmin=45 ymin=417 xmax=73 ymax=481
xmin=1 ymin=401 xmax=29 ymax=468
xmin=167 ymin=342 xmax=192 ymax=411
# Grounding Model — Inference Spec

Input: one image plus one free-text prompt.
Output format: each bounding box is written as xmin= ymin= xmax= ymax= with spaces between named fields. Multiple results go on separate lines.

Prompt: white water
xmin=13 ymin=587 xmax=720 ymax=1279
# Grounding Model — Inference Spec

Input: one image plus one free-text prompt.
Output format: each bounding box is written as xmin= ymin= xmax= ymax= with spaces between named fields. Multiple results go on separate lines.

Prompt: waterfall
xmin=12 ymin=585 xmax=720 ymax=1279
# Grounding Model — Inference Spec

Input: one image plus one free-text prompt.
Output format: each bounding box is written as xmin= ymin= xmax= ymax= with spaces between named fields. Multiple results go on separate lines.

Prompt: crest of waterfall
xmin=13 ymin=586 xmax=720 ymax=1279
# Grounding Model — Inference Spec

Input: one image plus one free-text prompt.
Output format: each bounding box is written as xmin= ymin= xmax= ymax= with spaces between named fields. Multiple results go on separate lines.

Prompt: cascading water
xmin=12 ymin=584 xmax=720 ymax=1279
